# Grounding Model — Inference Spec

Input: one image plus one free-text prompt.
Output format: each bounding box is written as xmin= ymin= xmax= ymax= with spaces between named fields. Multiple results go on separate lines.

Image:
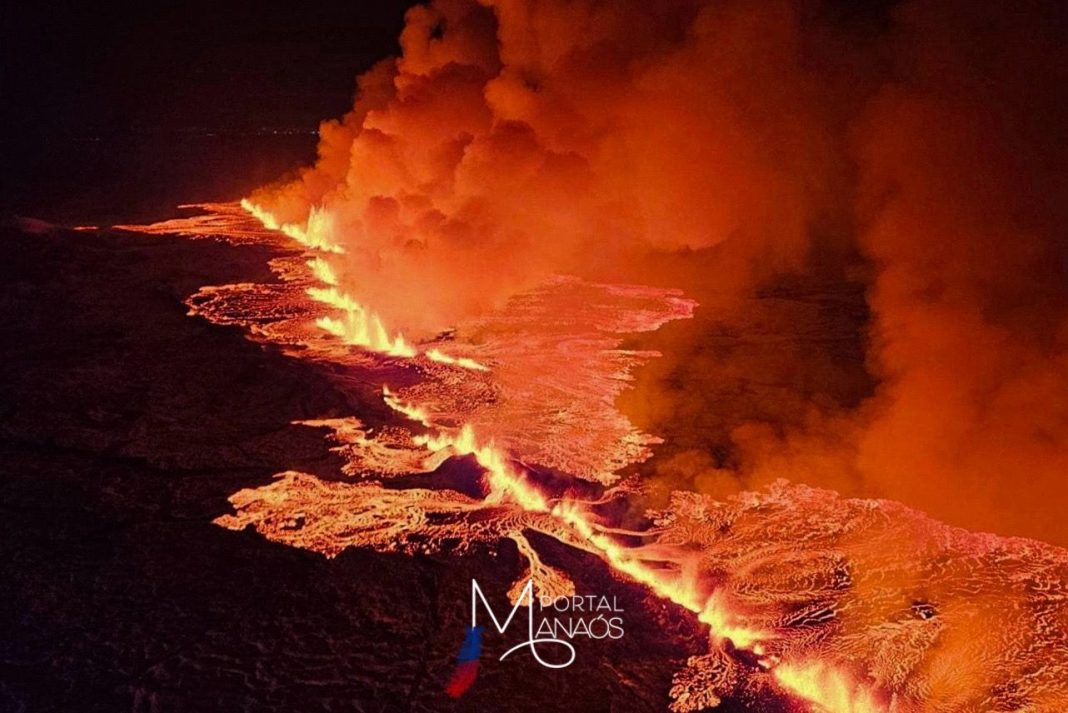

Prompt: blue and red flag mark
xmin=445 ymin=625 xmax=483 ymax=698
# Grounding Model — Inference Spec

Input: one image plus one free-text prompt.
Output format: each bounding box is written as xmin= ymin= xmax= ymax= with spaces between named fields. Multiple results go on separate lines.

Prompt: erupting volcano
xmin=117 ymin=193 xmax=1068 ymax=711
xmin=3 ymin=0 xmax=1067 ymax=711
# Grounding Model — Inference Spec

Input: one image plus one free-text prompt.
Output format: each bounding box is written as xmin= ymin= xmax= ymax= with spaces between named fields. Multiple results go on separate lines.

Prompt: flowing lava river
xmin=114 ymin=202 xmax=1068 ymax=712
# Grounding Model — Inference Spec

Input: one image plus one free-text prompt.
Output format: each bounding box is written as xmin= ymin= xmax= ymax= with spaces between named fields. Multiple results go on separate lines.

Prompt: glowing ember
xmin=424 ymin=348 xmax=489 ymax=372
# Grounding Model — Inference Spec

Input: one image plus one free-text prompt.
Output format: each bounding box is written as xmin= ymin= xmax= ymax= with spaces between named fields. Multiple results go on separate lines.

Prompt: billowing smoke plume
xmin=250 ymin=0 xmax=1067 ymax=543
xmin=847 ymin=0 xmax=1068 ymax=540
xmin=249 ymin=0 xmax=845 ymax=333
xmin=622 ymin=0 xmax=1068 ymax=544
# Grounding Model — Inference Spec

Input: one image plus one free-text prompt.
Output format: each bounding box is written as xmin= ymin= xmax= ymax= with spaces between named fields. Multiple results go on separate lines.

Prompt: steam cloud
xmin=250 ymin=0 xmax=1067 ymax=542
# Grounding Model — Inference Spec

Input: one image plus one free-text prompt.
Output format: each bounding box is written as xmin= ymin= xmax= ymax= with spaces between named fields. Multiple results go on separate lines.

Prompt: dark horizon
xmin=1 ymin=1 xmax=418 ymax=222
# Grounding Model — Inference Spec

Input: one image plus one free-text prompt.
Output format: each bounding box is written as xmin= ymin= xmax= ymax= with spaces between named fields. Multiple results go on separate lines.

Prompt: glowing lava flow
xmin=286 ymin=227 xmax=850 ymax=708
xmin=239 ymin=199 xmax=344 ymax=254
xmin=380 ymin=371 xmax=890 ymax=713
xmin=241 ymin=200 xmax=488 ymax=367
xmin=117 ymin=202 xmax=1068 ymax=712
xmin=302 ymin=252 xmax=415 ymax=356
xmin=230 ymin=200 xmax=925 ymax=712
xmin=425 ymin=348 xmax=489 ymax=371
xmin=306 ymin=284 xmax=416 ymax=357
xmin=414 ymin=425 xmax=550 ymax=511
xmin=306 ymin=257 xmax=338 ymax=286
xmin=386 ymin=394 xmax=770 ymax=647
xmin=773 ymin=663 xmax=886 ymax=713
xmin=381 ymin=386 xmax=431 ymax=427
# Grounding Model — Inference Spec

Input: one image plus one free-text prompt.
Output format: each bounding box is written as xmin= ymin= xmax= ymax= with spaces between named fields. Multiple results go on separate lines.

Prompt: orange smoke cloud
xmin=248 ymin=0 xmax=840 ymax=334
xmin=624 ymin=0 xmax=1068 ymax=544
xmin=248 ymin=0 xmax=1067 ymax=544
xmin=847 ymin=0 xmax=1068 ymax=541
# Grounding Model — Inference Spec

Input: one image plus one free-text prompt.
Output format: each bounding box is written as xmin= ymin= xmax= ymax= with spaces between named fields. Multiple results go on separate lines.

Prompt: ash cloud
xmin=251 ymin=0 xmax=1067 ymax=543
xmin=845 ymin=0 xmax=1068 ymax=541
xmin=250 ymin=0 xmax=843 ymax=332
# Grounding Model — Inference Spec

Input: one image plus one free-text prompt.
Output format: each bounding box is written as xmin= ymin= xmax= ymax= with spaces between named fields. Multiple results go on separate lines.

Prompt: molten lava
xmin=306 ymin=284 xmax=416 ymax=356
xmin=240 ymin=199 xmax=344 ymax=254
xmin=118 ymin=203 xmax=1068 ymax=712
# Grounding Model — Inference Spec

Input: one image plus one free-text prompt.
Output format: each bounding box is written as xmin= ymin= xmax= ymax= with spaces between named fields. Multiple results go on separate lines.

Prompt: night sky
xmin=1 ymin=1 xmax=419 ymax=219
xmin=0 ymin=0 xmax=895 ymax=221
